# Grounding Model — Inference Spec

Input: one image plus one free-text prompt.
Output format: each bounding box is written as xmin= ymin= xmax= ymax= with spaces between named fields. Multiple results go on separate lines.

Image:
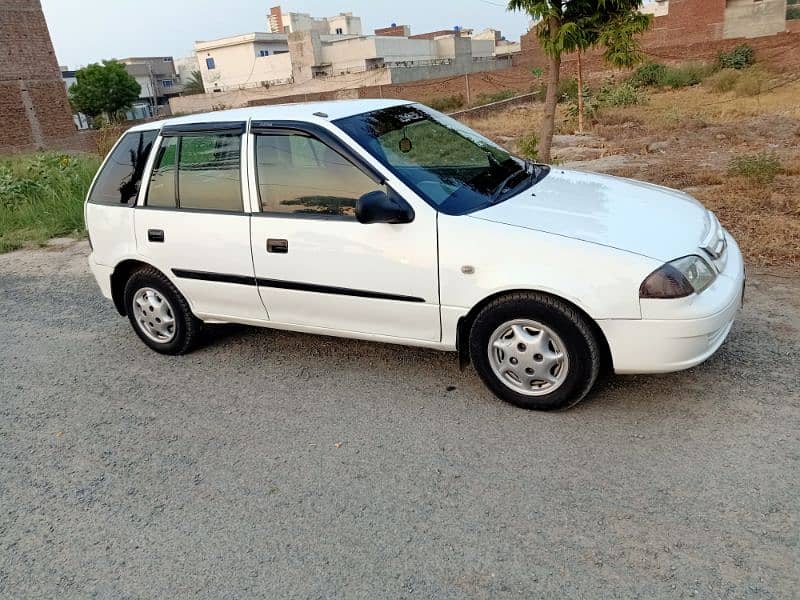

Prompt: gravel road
xmin=1 ymin=241 xmax=798 ymax=599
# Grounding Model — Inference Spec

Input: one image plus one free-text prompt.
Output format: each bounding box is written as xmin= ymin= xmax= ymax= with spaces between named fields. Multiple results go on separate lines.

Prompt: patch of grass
xmin=516 ymin=133 xmax=539 ymax=160
xmin=598 ymin=81 xmax=645 ymax=107
xmin=628 ymin=63 xmax=668 ymax=88
xmin=727 ymin=152 xmax=782 ymax=184
xmin=426 ymin=94 xmax=465 ymax=113
xmin=704 ymin=68 xmax=740 ymax=93
xmin=662 ymin=61 xmax=716 ymax=89
xmin=472 ymin=90 xmax=516 ymax=106
xmin=0 ymin=153 xmax=101 ymax=253
xmin=717 ymin=44 xmax=755 ymax=70
xmin=733 ymin=66 xmax=768 ymax=97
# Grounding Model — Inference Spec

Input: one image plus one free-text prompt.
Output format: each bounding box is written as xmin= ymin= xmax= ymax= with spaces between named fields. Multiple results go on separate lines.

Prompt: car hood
xmin=470 ymin=169 xmax=709 ymax=262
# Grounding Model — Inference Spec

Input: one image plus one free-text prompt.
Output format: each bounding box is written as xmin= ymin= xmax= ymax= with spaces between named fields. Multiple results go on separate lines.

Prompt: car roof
xmin=127 ymin=99 xmax=412 ymax=133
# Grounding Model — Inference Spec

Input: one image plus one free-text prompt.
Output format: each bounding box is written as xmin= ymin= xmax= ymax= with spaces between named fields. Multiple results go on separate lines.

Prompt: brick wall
xmin=374 ymin=25 xmax=409 ymax=37
xmin=0 ymin=0 xmax=81 ymax=154
xmin=642 ymin=0 xmax=727 ymax=47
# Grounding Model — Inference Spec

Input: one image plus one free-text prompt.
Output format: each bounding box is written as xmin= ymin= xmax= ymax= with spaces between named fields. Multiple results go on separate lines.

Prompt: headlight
xmin=640 ymin=255 xmax=717 ymax=299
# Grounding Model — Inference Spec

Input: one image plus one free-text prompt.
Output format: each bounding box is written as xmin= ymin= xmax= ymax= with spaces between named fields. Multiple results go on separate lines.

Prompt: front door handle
xmin=267 ymin=239 xmax=288 ymax=254
xmin=148 ymin=229 xmax=165 ymax=243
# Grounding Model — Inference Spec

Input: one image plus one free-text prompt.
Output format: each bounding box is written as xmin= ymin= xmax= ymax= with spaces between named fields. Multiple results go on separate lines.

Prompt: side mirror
xmin=356 ymin=188 xmax=415 ymax=224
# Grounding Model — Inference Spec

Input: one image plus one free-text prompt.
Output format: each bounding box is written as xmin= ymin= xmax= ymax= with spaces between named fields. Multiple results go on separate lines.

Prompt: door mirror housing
xmin=356 ymin=188 xmax=415 ymax=224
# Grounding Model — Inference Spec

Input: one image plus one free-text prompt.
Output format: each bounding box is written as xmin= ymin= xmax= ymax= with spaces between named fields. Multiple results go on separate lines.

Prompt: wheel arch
xmin=110 ymin=259 xmax=160 ymax=316
xmin=456 ymin=289 xmax=613 ymax=374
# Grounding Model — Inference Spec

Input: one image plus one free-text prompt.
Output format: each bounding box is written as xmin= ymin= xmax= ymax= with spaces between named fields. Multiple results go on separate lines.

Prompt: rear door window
xmin=88 ymin=130 xmax=158 ymax=206
xmin=145 ymin=132 xmax=242 ymax=212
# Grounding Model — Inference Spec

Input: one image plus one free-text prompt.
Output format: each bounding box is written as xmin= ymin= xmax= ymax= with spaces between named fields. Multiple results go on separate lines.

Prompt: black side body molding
xmin=171 ymin=269 xmax=424 ymax=303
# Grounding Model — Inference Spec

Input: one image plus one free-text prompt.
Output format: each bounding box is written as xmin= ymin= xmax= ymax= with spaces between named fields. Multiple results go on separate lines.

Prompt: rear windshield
xmin=88 ymin=130 xmax=158 ymax=206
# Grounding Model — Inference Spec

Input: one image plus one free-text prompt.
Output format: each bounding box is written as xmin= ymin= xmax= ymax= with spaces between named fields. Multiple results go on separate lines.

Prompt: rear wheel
xmin=469 ymin=292 xmax=600 ymax=411
xmin=124 ymin=267 xmax=201 ymax=355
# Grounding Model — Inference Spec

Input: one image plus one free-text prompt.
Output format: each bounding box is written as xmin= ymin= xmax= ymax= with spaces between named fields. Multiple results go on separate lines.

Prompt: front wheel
xmin=124 ymin=267 xmax=202 ymax=355
xmin=469 ymin=293 xmax=601 ymax=411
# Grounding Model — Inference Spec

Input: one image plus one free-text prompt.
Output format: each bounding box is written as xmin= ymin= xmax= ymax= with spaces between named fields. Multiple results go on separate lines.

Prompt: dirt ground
xmin=1 ymin=239 xmax=798 ymax=599
xmin=462 ymin=79 xmax=800 ymax=268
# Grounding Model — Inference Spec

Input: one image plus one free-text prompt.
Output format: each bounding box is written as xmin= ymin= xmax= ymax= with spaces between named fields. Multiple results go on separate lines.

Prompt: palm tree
xmin=507 ymin=1 xmax=649 ymax=159
xmin=183 ymin=70 xmax=205 ymax=95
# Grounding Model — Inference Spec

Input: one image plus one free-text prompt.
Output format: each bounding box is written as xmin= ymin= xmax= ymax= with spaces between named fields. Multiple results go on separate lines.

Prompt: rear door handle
xmin=148 ymin=229 xmax=165 ymax=243
xmin=267 ymin=239 xmax=288 ymax=254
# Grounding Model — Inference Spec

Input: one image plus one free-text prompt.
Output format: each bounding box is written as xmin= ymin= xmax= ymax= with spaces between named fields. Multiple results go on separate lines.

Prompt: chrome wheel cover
xmin=132 ymin=287 xmax=176 ymax=344
xmin=487 ymin=319 xmax=569 ymax=396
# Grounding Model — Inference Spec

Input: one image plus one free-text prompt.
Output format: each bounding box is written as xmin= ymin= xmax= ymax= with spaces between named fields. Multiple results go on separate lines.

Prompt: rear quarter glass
xmin=88 ymin=130 xmax=158 ymax=206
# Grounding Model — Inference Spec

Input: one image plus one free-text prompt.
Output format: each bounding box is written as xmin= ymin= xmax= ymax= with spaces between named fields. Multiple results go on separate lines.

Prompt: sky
xmin=40 ymin=0 xmax=535 ymax=69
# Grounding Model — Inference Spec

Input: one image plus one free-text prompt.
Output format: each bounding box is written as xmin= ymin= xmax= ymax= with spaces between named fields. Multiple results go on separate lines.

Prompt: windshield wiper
xmin=489 ymin=167 xmax=528 ymax=203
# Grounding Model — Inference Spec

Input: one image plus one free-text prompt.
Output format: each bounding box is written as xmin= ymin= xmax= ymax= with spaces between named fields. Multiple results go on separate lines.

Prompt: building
xmin=119 ymin=56 xmax=183 ymax=118
xmin=0 ymin=0 xmax=81 ymax=153
xmin=175 ymin=55 xmax=200 ymax=84
xmin=195 ymin=33 xmax=293 ymax=93
xmin=194 ymin=5 xmax=510 ymax=96
xmin=267 ymin=5 xmax=362 ymax=36
xmin=640 ymin=0 xmax=788 ymax=46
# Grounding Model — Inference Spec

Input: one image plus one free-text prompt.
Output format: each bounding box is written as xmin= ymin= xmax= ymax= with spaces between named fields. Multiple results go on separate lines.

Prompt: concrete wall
xmin=327 ymin=13 xmax=362 ymax=36
xmin=0 ymin=0 xmax=89 ymax=154
xmin=724 ymin=0 xmax=787 ymax=39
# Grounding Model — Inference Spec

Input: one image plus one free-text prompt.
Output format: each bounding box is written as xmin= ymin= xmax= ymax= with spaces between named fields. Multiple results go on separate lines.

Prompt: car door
xmin=135 ymin=123 xmax=267 ymax=323
xmin=248 ymin=122 xmax=441 ymax=342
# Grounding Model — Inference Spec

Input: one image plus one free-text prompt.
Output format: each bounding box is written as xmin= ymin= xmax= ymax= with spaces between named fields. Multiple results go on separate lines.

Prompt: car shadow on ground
xmin=194 ymin=321 xmax=754 ymax=416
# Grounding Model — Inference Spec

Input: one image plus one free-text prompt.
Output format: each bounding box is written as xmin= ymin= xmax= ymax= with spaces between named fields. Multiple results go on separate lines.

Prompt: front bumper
xmin=598 ymin=233 xmax=745 ymax=375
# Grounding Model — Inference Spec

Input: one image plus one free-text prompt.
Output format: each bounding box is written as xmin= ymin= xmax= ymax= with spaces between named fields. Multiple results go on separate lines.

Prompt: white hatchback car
xmin=85 ymin=100 xmax=744 ymax=410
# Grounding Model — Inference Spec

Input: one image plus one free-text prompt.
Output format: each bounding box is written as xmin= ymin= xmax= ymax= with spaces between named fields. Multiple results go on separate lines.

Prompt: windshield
xmin=334 ymin=104 xmax=549 ymax=215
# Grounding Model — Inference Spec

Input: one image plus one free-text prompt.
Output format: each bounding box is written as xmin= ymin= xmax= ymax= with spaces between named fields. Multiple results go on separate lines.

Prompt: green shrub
xmin=472 ymin=90 xmax=516 ymax=106
xmin=789 ymin=5 xmax=800 ymax=19
xmin=733 ymin=66 xmax=768 ymax=97
xmin=557 ymin=77 xmax=579 ymax=102
xmin=0 ymin=153 xmax=101 ymax=253
xmin=705 ymin=68 xmax=740 ymax=93
xmin=566 ymin=91 xmax=601 ymax=121
xmin=727 ymin=152 xmax=782 ymax=184
xmin=426 ymin=94 xmax=465 ymax=113
xmin=517 ymin=133 xmax=539 ymax=161
xmin=598 ymin=81 xmax=645 ymax=107
xmin=662 ymin=61 xmax=715 ymax=89
xmin=718 ymin=44 xmax=755 ymax=70
xmin=628 ymin=63 xmax=668 ymax=88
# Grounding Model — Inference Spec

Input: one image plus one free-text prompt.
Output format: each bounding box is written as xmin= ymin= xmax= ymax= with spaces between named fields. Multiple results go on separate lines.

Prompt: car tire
xmin=124 ymin=266 xmax=202 ymax=355
xmin=469 ymin=292 xmax=600 ymax=411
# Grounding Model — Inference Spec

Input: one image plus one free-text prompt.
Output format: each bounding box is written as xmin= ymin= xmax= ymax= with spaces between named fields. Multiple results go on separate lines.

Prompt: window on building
xmin=206 ymin=57 xmax=216 ymax=70
xmin=146 ymin=133 xmax=243 ymax=211
xmin=335 ymin=27 xmax=343 ymax=34
xmin=255 ymin=133 xmax=382 ymax=218
xmin=88 ymin=130 xmax=158 ymax=206
xmin=161 ymin=79 xmax=173 ymax=88
xmin=163 ymin=57 xmax=172 ymax=62
xmin=259 ymin=49 xmax=270 ymax=57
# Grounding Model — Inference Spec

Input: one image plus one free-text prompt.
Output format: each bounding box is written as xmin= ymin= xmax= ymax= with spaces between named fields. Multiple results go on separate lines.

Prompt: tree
xmin=507 ymin=1 xmax=649 ymax=160
xmin=69 ymin=60 xmax=140 ymax=122
xmin=183 ymin=70 xmax=205 ymax=95
xmin=574 ymin=6 xmax=651 ymax=132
